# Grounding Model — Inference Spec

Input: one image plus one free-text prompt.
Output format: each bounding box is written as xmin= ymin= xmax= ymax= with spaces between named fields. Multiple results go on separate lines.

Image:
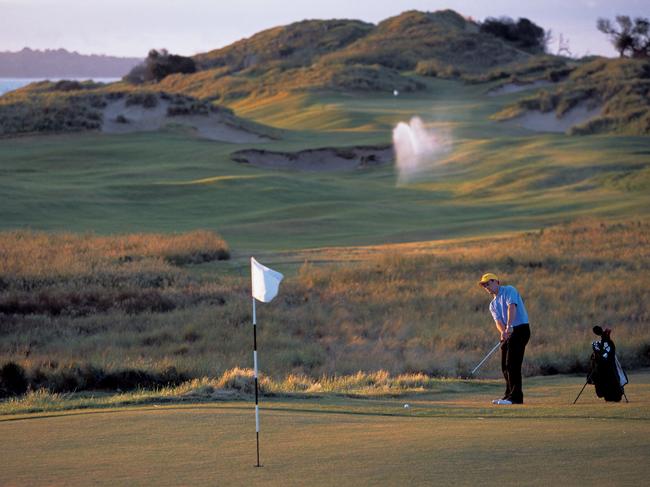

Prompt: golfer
xmin=478 ymin=273 xmax=531 ymax=405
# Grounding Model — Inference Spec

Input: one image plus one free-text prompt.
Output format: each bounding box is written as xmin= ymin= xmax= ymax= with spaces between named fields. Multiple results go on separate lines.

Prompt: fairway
xmin=2 ymin=372 xmax=649 ymax=486
xmin=1 ymin=84 xmax=648 ymax=252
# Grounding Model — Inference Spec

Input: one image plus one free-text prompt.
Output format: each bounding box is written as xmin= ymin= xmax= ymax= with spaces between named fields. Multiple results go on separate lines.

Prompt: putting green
xmin=2 ymin=372 xmax=649 ymax=486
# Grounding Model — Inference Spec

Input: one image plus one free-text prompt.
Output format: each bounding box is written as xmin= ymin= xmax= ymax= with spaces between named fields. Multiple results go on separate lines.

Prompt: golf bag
xmin=586 ymin=326 xmax=628 ymax=402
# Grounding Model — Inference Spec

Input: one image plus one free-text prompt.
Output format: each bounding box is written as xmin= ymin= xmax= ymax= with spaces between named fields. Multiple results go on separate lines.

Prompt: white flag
xmin=251 ymin=257 xmax=283 ymax=303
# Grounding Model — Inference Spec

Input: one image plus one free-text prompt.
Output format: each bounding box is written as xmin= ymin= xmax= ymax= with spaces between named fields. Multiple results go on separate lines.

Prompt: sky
xmin=1 ymin=0 xmax=647 ymax=58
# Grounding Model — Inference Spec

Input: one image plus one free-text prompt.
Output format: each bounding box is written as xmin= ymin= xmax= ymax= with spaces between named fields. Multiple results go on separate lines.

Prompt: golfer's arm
xmin=495 ymin=320 xmax=506 ymax=334
xmin=506 ymin=303 xmax=517 ymax=329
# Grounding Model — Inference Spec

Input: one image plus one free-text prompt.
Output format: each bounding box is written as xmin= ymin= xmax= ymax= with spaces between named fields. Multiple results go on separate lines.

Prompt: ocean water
xmin=0 ymin=77 xmax=120 ymax=96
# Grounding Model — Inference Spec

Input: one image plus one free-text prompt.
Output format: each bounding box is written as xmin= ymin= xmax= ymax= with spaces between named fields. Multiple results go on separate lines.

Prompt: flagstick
xmin=252 ymin=297 xmax=261 ymax=467
xmin=250 ymin=257 xmax=283 ymax=469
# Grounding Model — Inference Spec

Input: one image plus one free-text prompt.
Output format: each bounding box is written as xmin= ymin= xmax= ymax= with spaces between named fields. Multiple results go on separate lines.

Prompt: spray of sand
xmin=392 ymin=117 xmax=451 ymax=184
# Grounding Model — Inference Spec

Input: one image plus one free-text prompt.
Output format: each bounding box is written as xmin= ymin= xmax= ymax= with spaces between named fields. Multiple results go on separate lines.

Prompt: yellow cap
xmin=478 ymin=273 xmax=499 ymax=285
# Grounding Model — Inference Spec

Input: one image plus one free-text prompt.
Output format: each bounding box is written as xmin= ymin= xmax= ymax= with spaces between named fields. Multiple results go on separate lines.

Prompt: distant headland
xmin=0 ymin=47 xmax=142 ymax=78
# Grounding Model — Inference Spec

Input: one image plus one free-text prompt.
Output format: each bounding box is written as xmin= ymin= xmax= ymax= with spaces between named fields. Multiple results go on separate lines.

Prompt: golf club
xmin=471 ymin=341 xmax=501 ymax=375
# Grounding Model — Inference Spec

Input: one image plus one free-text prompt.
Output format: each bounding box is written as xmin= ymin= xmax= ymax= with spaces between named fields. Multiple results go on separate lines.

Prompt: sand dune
xmin=488 ymin=80 xmax=553 ymax=96
xmin=506 ymin=102 xmax=602 ymax=133
xmin=102 ymin=98 xmax=269 ymax=143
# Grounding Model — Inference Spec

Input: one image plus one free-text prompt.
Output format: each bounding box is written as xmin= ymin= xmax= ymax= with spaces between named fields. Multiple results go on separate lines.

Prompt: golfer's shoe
xmin=492 ymin=399 xmax=513 ymax=405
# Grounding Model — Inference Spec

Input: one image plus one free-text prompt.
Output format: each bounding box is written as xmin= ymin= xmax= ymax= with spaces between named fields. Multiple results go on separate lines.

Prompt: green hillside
xmin=2 ymin=9 xmax=648 ymax=135
xmin=155 ymin=10 xmax=532 ymax=103
xmin=319 ymin=10 xmax=528 ymax=72
xmin=194 ymin=19 xmax=375 ymax=70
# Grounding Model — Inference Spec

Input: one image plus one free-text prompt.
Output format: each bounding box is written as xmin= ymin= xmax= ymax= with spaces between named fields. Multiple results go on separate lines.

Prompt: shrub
xmin=0 ymin=362 xmax=28 ymax=397
xmin=26 ymin=363 xmax=188 ymax=393
xmin=125 ymin=92 xmax=159 ymax=108
xmin=216 ymin=368 xmax=258 ymax=394
xmin=124 ymin=49 xmax=196 ymax=84
xmin=416 ymin=60 xmax=460 ymax=78
xmin=50 ymin=80 xmax=102 ymax=92
xmin=480 ymin=16 xmax=546 ymax=53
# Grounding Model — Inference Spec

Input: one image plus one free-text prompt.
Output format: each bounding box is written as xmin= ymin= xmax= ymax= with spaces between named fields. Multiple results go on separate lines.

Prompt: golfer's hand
xmin=501 ymin=327 xmax=512 ymax=341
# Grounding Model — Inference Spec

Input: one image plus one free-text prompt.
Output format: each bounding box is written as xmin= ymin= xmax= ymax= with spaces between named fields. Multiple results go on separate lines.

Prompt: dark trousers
xmin=501 ymin=324 xmax=530 ymax=404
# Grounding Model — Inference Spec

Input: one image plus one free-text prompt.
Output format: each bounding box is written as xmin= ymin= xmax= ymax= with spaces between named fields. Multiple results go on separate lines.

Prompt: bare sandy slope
xmin=506 ymin=102 xmax=602 ymax=133
xmin=231 ymin=145 xmax=394 ymax=172
xmin=102 ymin=98 xmax=268 ymax=143
xmin=488 ymin=80 xmax=553 ymax=96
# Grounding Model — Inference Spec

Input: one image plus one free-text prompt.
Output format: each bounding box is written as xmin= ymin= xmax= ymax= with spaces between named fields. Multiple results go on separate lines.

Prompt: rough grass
xmin=157 ymin=62 xmax=425 ymax=105
xmin=0 ymin=85 xmax=242 ymax=136
xmin=461 ymin=54 xmax=573 ymax=84
xmin=1 ymin=220 xmax=648 ymax=395
xmin=194 ymin=19 xmax=375 ymax=71
xmin=319 ymin=10 xmax=526 ymax=73
xmin=0 ymin=230 xmax=229 ymax=317
xmin=0 ymin=368 xmax=485 ymax=415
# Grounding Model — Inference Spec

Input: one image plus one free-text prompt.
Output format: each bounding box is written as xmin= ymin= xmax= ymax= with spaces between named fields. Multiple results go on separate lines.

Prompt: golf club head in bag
xmin=588 ymin=325 xmax=628 ymax=402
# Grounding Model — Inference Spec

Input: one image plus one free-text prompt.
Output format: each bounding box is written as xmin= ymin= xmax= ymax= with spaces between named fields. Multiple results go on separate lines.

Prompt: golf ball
xmin=403 ymin=403 xmax=410 ymax=409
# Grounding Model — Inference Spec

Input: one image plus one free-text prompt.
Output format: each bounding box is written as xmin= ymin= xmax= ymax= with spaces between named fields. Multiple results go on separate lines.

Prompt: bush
xmin=124 ymin=49 xmax=196 ymax=84
xmin=27 ymin=363 xmax=188 ymax=393
xmin=480 ymin=17 xmax=546 ymax=54
xmin=0 ymin=362 xmax=28 ymax=397
xmin=415 ymin=60 xmax=460 ymax=78
xmin=125 ymin=92 xmax=159 ymax=108
xmin=216 ymin=368 xmax=258 ymax=394
xmin=49 ymin=80 xmax=102 ymax=92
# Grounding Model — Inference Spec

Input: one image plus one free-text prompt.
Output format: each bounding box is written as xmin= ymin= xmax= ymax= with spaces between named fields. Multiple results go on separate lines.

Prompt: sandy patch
xmin=488 ymin=80 xmax=553 ymax=96
xmin=231 ymin=145 xmax=394 ymax=172
xmin=507 ymin=103 xmax=602 ymax=133
xmin=102 ymin=98 xmax=268 ymax=143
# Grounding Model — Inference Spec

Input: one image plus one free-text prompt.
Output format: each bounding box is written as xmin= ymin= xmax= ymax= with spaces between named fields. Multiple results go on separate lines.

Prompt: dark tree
xmin=597 ymin=16 xmax=650 ymax=58
xmin=480 ymin=16 xmax=547 ymax=53
xmin=124 ymin=49 xmax=197 ymax=84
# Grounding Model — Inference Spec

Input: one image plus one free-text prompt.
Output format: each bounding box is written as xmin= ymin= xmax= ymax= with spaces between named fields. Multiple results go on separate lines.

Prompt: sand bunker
xmin=507 ymin=102 xmax=602 ymax=133
xmin=231 ymin=145 xmax=394 ymax=172
xmin=102 ymin=98 xmax=268 ymax=143
xmin=488 ymin=80 xmax=553 ymax=96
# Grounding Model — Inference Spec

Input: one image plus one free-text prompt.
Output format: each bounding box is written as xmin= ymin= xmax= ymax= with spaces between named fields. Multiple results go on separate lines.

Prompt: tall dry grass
xmin=1 ymin=229 xmax=229 ymax=279
xmin=1 ymin=220 xmax=648 ymax=396
xmin=0 ymin=230 xmax=230 ymax=316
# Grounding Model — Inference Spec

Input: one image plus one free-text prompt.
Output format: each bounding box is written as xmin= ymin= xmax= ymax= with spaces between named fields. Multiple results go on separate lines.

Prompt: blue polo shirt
xmin=490 ymin=285 xmax=529 ymax=327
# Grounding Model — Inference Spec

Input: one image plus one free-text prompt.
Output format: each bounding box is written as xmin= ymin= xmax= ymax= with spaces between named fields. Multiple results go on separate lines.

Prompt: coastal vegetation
xmin=2 ymin=10 xmax=649 ymax=135
xmin=0 ymin=9 xmax=648 ymax=402
xmin=493 ymin=57 xmax=650 ymax=135
xmin=1 ymin=220 xmax=648 ymax=397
